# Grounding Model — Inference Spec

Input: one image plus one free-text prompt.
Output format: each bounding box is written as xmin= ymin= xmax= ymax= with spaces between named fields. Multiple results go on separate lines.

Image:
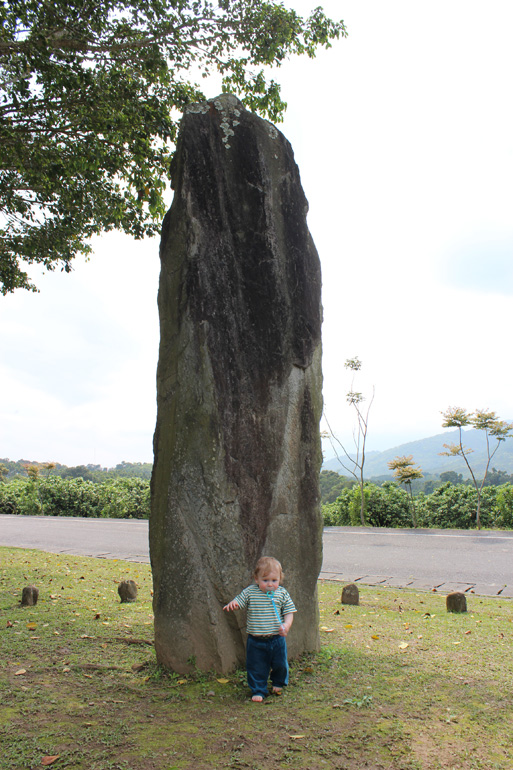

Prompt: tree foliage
xmin=319 ymin=469 xmax=355 ymax=504
xmin=0 ymin=0 xmax=346 ymax=293
xmin=439 ymin=470 xmax=464 ymax=486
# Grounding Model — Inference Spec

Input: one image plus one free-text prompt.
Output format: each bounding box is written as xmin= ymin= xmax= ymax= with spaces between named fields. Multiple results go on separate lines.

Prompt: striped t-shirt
xmin=234 ymin=584 xmax=297 ymax=635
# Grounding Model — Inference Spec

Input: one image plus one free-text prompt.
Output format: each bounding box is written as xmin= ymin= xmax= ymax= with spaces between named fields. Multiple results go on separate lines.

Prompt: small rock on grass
xmin=341 ymin=583 xmax=359 ymax=606
xmin=118 ymin=580 xmax=137 ymax=603
xmin=21 ymin=585 xmax=39 ymax=606
xmin=446 ymin=592 xmax=467 ymax=613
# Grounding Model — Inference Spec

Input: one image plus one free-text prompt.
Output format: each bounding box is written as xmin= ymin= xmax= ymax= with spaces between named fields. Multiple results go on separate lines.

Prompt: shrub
xmin=322 ymin=488 xmax=353 ymax=526
xmin=0 ymin=475 xmax=150 ymax=519
xmin=365 ymin=482 xmax=412 ymax=528
xmin=0 ymin=477 xmax=36 ymax=515
xmin=321 ymin=481 xmax=512 ymax=530
xmin=416 ymin=483 xmax=498 ymax=529
xmin=323 ymin=482 xmax=412 ymax=528
xmin=98 ymin=478 xmax=150 ymax=519
xmin=495 ymin=484 xmax=513 ymax=529
xmin=37 ymin=475 xmax=102 ymax=517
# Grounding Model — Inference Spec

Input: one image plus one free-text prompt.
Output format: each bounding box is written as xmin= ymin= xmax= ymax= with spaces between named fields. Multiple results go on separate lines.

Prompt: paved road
xmin=1 ymin=515 xmax=512 ymax=597
xmin=322 ymin=526 xmax=513 ymax=597
xmin=0 ymin=515 xmax=149 ymax=562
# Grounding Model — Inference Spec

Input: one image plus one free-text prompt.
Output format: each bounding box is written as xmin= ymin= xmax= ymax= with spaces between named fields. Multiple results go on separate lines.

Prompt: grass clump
xmin=1 ymin=546 xmax=512 ymax=769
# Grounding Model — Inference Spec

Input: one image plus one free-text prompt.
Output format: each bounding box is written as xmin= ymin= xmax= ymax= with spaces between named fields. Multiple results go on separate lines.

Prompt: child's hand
xmin=223 ymin=600 xmax=240 ymax=612
xmin=279 ymin=613 xmax=294 ymax=637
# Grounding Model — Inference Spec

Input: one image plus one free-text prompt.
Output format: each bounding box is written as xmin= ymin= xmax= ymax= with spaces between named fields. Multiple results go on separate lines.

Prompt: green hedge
xmin=2 ymin=474 xmax=512 ymax=530
xmin=323 ymin=482 xmax=513 ymax=530
xmin=323 ymin=483 xmax=411 ymax=528
xmin=0 ymin=476 xmax=150 ymax=519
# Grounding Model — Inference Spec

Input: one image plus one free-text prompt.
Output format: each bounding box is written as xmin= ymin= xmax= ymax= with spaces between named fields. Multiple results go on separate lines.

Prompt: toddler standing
xmin=223 ymin=556 xmax=296 ymax=702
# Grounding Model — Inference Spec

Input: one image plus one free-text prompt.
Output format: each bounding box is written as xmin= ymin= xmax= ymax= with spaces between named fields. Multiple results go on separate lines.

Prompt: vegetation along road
xmin=1 ymin=515 xmax=512 ymax=598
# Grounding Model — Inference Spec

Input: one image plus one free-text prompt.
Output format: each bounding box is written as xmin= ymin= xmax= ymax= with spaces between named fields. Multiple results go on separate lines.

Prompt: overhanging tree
xmin=0 ymin=0 xmax=346 ymax=294
xmin=440 ymin=406 xmax=513 ymax=530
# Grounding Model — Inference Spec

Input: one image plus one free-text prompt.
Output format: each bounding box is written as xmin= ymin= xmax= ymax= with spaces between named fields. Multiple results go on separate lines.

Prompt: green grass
xmin=1 ymin=546 xmax=512 ymax=769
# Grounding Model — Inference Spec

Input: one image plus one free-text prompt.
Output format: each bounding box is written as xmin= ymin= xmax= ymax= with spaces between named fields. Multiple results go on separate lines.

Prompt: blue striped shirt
xmin=234 ymin=584 xmax=297 ymax=635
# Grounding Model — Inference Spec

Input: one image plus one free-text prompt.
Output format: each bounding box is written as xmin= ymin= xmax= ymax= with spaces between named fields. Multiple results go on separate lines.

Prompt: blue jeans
xmin=246 ymin=634 xmax=289 ymax=698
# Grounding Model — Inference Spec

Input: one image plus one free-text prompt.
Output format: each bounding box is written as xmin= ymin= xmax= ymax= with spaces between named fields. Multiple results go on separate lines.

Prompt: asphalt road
xmin=1 ymin=515 xmax=512 ymax=597
xmin=322 ymin=526 xmax=513 ymax=597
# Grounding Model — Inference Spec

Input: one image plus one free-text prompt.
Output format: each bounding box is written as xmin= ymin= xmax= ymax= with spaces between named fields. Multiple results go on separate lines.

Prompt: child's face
xmin=256 ymin=570 xmax=280 ymax=594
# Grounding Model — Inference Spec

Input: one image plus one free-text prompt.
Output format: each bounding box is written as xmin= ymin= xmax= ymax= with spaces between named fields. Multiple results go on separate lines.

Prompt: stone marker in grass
xmin=341 ymin=583 xmax=360 ymax=606
xmin=118 ymin=580 xmax=138 ymax=603
xmin=446 ymin=591 xmax=467 ymax=613
xmin=21 ymin=585 xmax=39 ymax=606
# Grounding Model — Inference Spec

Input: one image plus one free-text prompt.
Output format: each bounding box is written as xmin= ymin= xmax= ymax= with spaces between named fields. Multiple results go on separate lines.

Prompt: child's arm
xmin=279 ymin=612 xmax=294 ymax=637
xmin=223 ymin=599 xmax=240 ymax=612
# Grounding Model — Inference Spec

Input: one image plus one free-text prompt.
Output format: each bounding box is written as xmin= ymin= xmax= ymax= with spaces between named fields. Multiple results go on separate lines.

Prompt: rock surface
xmin=446 ymin=591 xmax=467 ymax=613
xmin=150 ymin=94 xmax=323 ymax=673
xmin=21 ymin=585 xmax=39 ymax=606
xmin=118 ymin=580 xmax=138 ymax=603
xmin=341 ymin=583 xmax=360 ymax=606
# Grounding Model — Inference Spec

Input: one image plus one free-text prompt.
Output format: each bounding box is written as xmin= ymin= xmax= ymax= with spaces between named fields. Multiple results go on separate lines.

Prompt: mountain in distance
xmin=322 ymin=427 xmax=513 ymax=479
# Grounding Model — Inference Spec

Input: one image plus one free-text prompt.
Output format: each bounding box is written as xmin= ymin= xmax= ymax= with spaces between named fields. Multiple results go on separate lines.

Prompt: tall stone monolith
xmin=150 ymin=94 xmax=323 ymax=674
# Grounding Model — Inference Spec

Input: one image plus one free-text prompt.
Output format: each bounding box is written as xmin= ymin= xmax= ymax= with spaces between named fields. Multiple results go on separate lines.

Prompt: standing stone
xmin=150 ymin=94 xmax=323 ymax=674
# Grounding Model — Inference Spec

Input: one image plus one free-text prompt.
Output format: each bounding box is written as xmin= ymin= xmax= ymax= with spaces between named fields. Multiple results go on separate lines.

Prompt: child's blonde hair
xmin=253 ymin=556 xmax=283 ymax=582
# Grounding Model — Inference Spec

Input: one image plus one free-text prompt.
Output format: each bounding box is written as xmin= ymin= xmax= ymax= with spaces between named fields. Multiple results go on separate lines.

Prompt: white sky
xmin=2 ymin=0 xmax=513 ymax=467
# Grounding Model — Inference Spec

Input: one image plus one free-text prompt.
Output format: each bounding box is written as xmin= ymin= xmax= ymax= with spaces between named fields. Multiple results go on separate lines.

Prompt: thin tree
xmin=440 ymin=407 xmax=513 ymax=529
xmin=322 ymin=357 xmax=374 ymax=526
xmin=387 ymin=455 xmax=423 ymax=528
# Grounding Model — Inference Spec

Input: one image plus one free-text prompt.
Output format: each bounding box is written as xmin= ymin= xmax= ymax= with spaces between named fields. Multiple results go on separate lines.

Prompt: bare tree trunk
xmin=408 ymin=484 xmax=417 ymax=528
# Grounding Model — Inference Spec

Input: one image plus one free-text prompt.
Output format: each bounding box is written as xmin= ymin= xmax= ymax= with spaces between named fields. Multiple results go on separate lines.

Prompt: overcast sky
xmin=2 ymin=0 xmax=513 ymax=467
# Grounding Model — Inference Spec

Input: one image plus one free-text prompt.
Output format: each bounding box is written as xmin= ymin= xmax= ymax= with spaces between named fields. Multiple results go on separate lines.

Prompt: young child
xmin=223 ymin=556 xmax=296 ymax=702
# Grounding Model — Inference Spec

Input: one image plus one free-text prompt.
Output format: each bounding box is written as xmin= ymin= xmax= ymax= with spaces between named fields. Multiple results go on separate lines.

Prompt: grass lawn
xmin=1 ymin=546 xmax=512 ymax=770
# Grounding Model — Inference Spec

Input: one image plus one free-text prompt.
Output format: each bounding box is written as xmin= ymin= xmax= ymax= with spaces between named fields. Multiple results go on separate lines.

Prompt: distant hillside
xmin=322 ymin=428 xmax=513 ymax=479
xmin=0 ymin=458 xmax=152 ymax=481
